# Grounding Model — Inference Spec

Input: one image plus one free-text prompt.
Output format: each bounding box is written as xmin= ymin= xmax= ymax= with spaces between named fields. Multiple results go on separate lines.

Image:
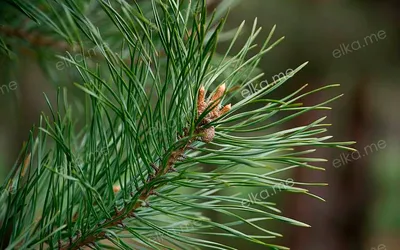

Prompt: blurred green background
xmin=0 ymin=0 xmax=399 ymax=249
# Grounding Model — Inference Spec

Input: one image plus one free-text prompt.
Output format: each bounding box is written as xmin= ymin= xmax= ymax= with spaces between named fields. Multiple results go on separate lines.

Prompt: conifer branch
xmin=0 ymin=1 xmax=354 ymax=249
xmin=61 ymin=85 xmax=232 ymax=249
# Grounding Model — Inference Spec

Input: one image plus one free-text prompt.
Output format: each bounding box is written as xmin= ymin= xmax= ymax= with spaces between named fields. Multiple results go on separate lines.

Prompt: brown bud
xmin=198 ymin=86 xmax=205 ymax=104
xmin=201 ymin=127 xmax=215 ymax=143
xmin=210 ymin=83 xmax=225 ymax=103
xmin=220 ymin=104 xmax=232 ymax=116
xmin=113 ymin=185 xmax=121 ymax=193
xmin=197 ymin=86 xmax=207 ymax=115
xmin=209 ymin=83 xmax=226 ymax=117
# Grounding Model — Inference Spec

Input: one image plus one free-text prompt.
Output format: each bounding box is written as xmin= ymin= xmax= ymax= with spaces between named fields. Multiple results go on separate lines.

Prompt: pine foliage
xmin=0 ymin=0 xmax=353 ymax=249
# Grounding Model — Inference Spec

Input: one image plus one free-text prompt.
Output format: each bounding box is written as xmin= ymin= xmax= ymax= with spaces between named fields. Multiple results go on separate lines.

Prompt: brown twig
xmin=0 ymin=25 xmax=76 ymax=52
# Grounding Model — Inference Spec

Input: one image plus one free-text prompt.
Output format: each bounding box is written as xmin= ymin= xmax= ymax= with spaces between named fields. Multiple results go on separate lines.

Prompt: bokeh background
xmin=0 ymin=0 xmax=399 ymax=249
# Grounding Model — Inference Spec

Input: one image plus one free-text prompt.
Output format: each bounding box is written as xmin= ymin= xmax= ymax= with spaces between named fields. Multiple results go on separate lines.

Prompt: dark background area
xmin=218 ymin=0 xmax=399 ymax=249
xmin=0 ymin=0 xmax=399 ymax=249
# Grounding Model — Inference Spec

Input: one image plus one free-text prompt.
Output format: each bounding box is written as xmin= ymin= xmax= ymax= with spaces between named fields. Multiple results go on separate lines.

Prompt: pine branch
xmin=0 ymin=1 xmax=354 ymax=249
xmin=61 ymin=84 xmax=231 ymax=249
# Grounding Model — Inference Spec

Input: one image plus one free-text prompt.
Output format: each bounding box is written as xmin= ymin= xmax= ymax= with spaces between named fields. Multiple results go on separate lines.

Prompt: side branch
xmin=60 ymin=85 xmax=230 ymax=250
xmin=0 ymin=25 xmax=75 ymax=52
